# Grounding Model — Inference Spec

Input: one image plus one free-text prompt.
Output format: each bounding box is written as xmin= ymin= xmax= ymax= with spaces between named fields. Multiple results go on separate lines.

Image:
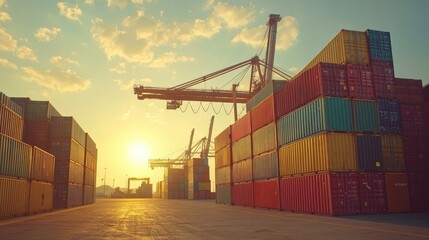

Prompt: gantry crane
xmin=149 ymin=116 xmax=215 ymax=169
xmin=133 ymin=14 xmax=292 ymax=121
xmin=127 ymin=177 xmax=150 ymax=194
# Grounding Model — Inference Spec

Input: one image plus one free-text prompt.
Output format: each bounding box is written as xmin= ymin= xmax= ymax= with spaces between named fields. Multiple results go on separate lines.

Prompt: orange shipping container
xmin=251 ymin=94 xmax=275 ymax=131
xmin=252 ymin=122 xmax=276 ymax=156
xmin=0 ymin=177 xmax=29 ymax=219
xmin=31 ymin=146 xmax=55 ymax=183
xmin=215 ymin=126 xmax=231 ymax=151
xmin=215 ymin=145 xmax=231 ymax=169
xmin=232 ymin=135 xmax=252 ymax=163
xmin=28 ymin=181 xmax=53 ymax=214
xmin=385 ymin=173 xmax=410 ymax=213
xmin=279 ymin=132 xmax=357 ymax=176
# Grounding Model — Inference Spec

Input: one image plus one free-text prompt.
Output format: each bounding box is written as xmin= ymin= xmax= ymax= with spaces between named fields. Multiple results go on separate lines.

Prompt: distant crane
xmin=127 ymin=177 xmax=150 ymax=194
xmin=149 ymin=116 xmax=215 ymax=169
xmin=133 ymin=14 xmax=292 ymax=121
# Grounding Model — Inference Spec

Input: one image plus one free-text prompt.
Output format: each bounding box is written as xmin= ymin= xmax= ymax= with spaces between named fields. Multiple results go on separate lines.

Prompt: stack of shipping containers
xmin=214 ymin=29 xmax=429 ymax=216
xmin=155 ymin=181 xmax=163 ymax=198
xmin=214 ymin=126 xmax=232 ymax=204
xmin=135 ymin=182 xmax=153 ymax=198
xmin=83 ymin=133 xmax=97 ymax=205
xmin=163 ymin=168 xmax=188 ymax=199
xmin=188 ymin=158 xmax=210 ymax=199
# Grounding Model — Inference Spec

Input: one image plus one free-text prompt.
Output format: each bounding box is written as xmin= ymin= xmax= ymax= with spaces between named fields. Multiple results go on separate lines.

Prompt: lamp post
xmin=103 ymin=168 xmax=107 ymax=196
xmin=113 ymin=179 xmax=115 ymax=189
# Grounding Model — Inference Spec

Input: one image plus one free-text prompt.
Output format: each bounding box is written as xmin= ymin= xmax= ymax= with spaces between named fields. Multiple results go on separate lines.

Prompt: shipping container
xmin=215 ymin=166 xmax=231 ymax=185
xmin=54 ymin=160 xmax=84 ymax=184
xmin=277 ymin=97 xmax=353 ymax=146
xmin=22 ymin=101 xmax=61 ymax=121
xmin=232 ymin=158 xmax=252 ymax=183
xmin=0 ymin=133 xmax=32 ymax=179
xmin=358 ymin=172 xmax=387 ymax=214
xmin=231 ymin=112 xmax=251 ymax=143
xmin=372 ymin=61 xmax=395 ymax=99
xmin=84 ymin=150 xmax=97 ymax=171
xmin=215 ymin=126 xmax=231 ymax=151
xmin=381 ymin=135 xmax=404 ymax=172
xmin=425 ymin=102 xmax=429 ymax=140
xmin=280 ymin=173 xmax=360 ymax=216
xmin=31 ymin=146 xmax=55 ymax=183
xmin=254 ymin=179 xmax=279 ymax=209
xmin=246 ymin=80 xmax=286 ymax=112
xmin=366 ymin=30 xmax=393 ymax=62
xmin=28 ymin=181 xmax=53 ymax=214
xmin=164 ymin=168 xmax=188 ymax=199
xmin=67 ymin=183 xmax=83 ymax=208
xmin=407 ymin=173 xmax=429 ymax=212
xmin=83 ymin=185 xmax=95 ymax=205
xmin=50 ymin=138 xmax=85 ymax=166
xmin=216 ymin=183 xmax=231 ymax=204
xmin=403 ymin=137 xmax=428 ymax=173
xmin=0 ymin=104 xmax=24 ymax=140
xmin=84 ymin=168 xmax=95 ymax=186
xmin=302 ymin=30 xmax=369 ymax=72
xmin=400 ymin=104 xmax=425 ymax=137
xmin=252 ymin=123 xmax=276 ymax=156
xmin=251 ymin=94 xmax=275 ymax=131
xmin=23 ymin=120 xmax=51 ymax=152
xmin=1 ymin=93 xmax=25 ymax=117
xmin=215 ymin=145 xmax=231 ymax=169
xmin=253 ymin=151 xmax=278 ymax=180
xmin=232 ymin=182 xmax=253 ymax=207
xmin=384 ymin=173 xmax=410 ymax=213
xmin=377 ymin=99 xmax=401 ymax=134
xmin=356 ymin=134 xmax=383 ymax=171
xmin=395 ymin=78 xmax=424 ymax=105
xmin=424 ymin=84 xmax=429 ymax=102
xmin=347 ymin=64 xmax=374 ymax=99
xmin=51 ymin=116 xmax=86 ymax=147
xmin=232 ymin=135 xmax=252 ymax=162
xmin=0 ymin=177 xmax=29 ymax=219
xmin=84 ymin=133 xmax=97 ymax=160
xmin=353 ymin=99 xmax=380 ymax=133
xmin=279 ymin=132 xmax=356 ymax=176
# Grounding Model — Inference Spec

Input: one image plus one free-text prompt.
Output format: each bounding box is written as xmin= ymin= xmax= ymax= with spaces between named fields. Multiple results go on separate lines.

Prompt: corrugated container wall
xmin=395 ymin=78 xmax=424 ymax=105
xmin=0 ymin=177 xmax=29 ymax=219
xmin=358 ymin=172 xmax=387 ymax=214
xmin=381 ymin=135 xmax=404 ymax=172
xmin=347 ymin=64 xmax=374 ymax=99
xmin=231 ymin=113 xmax=251 ymax=143
xmin=366 ymin=30 xmax=393 ymax=62
xmin=253 ymin=151 xmax=278 ymax=180
xmin=378 ymin=99 xmax=401 ymax=134
xmin=83 ymin=185 xmax=95 ymax=205
xmin=251 ymin=94 xmax=275 ymax=131
xmin=232 ymin=182 xmax=253 ymax=207
xmin=23 ymin=121 xmax=52 ymax=153
xmin=215 ymin=166 xmax=231 ymax=185
xmin=246 ymin=80 xmax=286 ymax=112
xmin=254 ymin=180 xmax=279 ymax=209
xmin=0 ymin=133 xmax=32 ymax=179
xmin=51 ymin=117 xmax=86 ymax=148
xmin=0 ymin=103 xmax=24 ymax=141
xmin=353 ymin=100 xmax=380 ymax=133
xmin=372 ymin=61 xmax=396 ymax=99
xmin=232 ymin=158 xmax=252 ymax=183
xmin=252 ymin=123 xmax=276 ymax=156
xmin=356 ymin=134 xmax=383 ymax=171
xmin=402 ymin=137 xmax=428 ymax=173
xmin=232 ymin=135 xmax=252 ymax=162
xmin=1 ymin=93 xmax=25 ymax=117
xmin=384 ymin=173 xmax=410 ymax=213
xmin=28 ymin=181 xmax=53 ymax=214
xmin=31 ymin=146 xmax=55 ymax=183
xmin=216 ymin=184 xmax=231 ymax=204
xmin=407 ymin=173 xmax=429 ymax=212
xmin=215 ymin=145 xmax=231 ymax=168
xmin=67 ymin=183 xmax=83 ymax=208
xmin=424 ymin=84 xmax=429 ymax=101
xmin=23 ymin=101 xmax=61 ymax=121
xmin=400 ymin=105 xmax=425 ymax=137
xmin=215 ymin=126 xmax=231 ymax=151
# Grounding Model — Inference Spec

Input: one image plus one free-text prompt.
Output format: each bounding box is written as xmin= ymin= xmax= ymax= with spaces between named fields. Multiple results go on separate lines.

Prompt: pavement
xmin=0 ymin=198 xmax=428 ymax=239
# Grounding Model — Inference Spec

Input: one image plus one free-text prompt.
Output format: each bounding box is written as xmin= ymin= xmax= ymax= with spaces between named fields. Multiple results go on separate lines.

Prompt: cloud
xmin=0 ymin=12 xmax=11 ymax=22
xmin=144 ymin=112 xmax=167 ymax=125
xmin=121 ymin=106 xmax=135 ymax=120
xmin=85 ymin=0 xmax=94 ymax=5
xmin=114 ymin=79 xmax=135 ymax=91
xmin=0 ymin=28 xmax=17 ymax=52
xmin=131 ymin=0 xmax=144 ymax=4
xmin=0 ymin=0 xmax=4 ymax=7
xmin=0 ymin=57 xmax=17 ymax=69
xmin=232 ymin=16 xmax=299 ymax=51
xmin=34 ymin=27 xmax=61 ymax=42
xmin=57 ymin=2 xmax=82 ymax=21
xmin=21 ymin=67 xmax=91 ymax=92
xmin=110 ymin=62 xmax=127 ymax=74
xmin=107 ymin=0 xmax=127 ymax=9
xmin=210 ymin=2 xmax=255 ymax=28
xmin=149 ymin=52 xmax=194 ymax=68
xmin=16 ymin=46 xmax=38 ymax=62
xmin=50 ymin=56 xmax=79 ymax=67
xmin=288 ymin=67 xmax=298 ymax=73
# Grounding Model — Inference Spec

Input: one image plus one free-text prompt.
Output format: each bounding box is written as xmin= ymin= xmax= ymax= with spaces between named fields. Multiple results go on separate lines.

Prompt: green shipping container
xmin=0 ymin=133 xmax=32 ymax=179
xmin=353 ymin=100 xmax=380 ymax=132
xmin=216 ymin=183 xmax=232 ymax=204
xmin=246 ymin=80 xmax=287 ymax=112
xmin=277 ymin=97 xmax=353 ymax=146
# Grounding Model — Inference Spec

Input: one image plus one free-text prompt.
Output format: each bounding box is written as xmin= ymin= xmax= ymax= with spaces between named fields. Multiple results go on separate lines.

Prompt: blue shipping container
xmin=356 ymin=134 xmax=383 ymax=171
xmin=378 ymin=99 xmax=401 ymax=134
xmin=367 ymin=30 xmax=393 ymax=62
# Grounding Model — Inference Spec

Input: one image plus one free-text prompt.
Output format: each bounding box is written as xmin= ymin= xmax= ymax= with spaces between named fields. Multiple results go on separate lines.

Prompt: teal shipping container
xmin=246 ymin=80 xmax=287 ymax=112
xmin=353 ymin=100 xmax=380 ymax=133
xmin=216 ymin=183 xmax=232 ymax=204
xmin=0 ymin=133 xmax=32 ymax=179
xmin=252 ymin=123 xmax=276 ymax=156
xmin=277 ymin=97 xmax=353 ymax=146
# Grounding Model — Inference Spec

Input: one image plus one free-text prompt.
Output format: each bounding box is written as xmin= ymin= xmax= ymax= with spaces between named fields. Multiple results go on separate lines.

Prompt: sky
xmin=1 ymin=0 xmax=428 ymax=191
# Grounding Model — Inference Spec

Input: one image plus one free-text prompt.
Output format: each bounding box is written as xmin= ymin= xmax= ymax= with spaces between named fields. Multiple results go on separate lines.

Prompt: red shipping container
xmin=395 ymin=78 xmax=424 ymax=105
xmin=275 ymin=62 xmax=348 ymax=119
xmin=402 ymin=137 xmax=428 ymax=173
xmin=254 ymin=179 xmax=279 ymax=209
xmin=400 ymin=104 xmax=425 ymax=137
xmin=424 ymin=84 xmax=429 ymax=102
xmin=231 ymin=112 xmax=251 ymax=143
xmin=280 ymin=173 xmax=360 ymax=216
xmin=347 ymin=64 xmax=375 ymax=99
xmin=232 ymin=182 xmax=253 ymax=207
xmin=384 ymin=173 xmax=410 ymax=213
xmin=251 ymin=94 xmax=275 ymax=131
xmin=407 ymin=173 xmax=429 ymax=212
xmin=358 ymin=172 xmax=387 ymax=215
xmin=424 ymin=102 xmax=429 ymax=138
xmin=372 ymin=61 xmax=396 ymax=99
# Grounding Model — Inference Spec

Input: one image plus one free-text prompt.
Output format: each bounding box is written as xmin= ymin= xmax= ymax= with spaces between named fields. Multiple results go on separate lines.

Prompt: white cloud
xmin=144 ymin=112 xmax=167 ymax=125
xmin=50 ymin=56 xmax=79 ymax=67
xmin=21 ymin=67 xmax=91 ymax=92
xmin=132 ymin=0 xmax=144 ymax=4
xmin=57 ymin=2 xmax=82 ymax=21
xmin=34 ymin=27 xmax=61 ymax=42
xmin=160 ymin=10 xmax=163 ymax=17
xmin=288 ymin=67 xmax=298 ymax=73
xmin=0 ymin=28 xmax=17 ymax=52
xmin=232 ymin=16 xmax=299 ymax=51
xmin=107 ymin=0 xmax=127 ymax=9
xmin=85 ymin=0 xmax=94 ymax=5
xmin=110 ymin=62 xmax=127 ymax=74
xmin=16 ymin=46 xmax=38 ymax=62
xmin=149 ymin=52 xmax=194 ymax=68
xmin=0 ymin=12 xmax=11 ymax=22
xmin=114 ymin=79 xmax=135 ymax=91
xmin=0 ymin=57 xmax=17 ymax=69
xmin=210 ymin=2 xmax=255 ymax=28
xmin=0 ymin=0 xmax=4 ymax=7
xmin=121 ymin=106 xmax=135 ymax=120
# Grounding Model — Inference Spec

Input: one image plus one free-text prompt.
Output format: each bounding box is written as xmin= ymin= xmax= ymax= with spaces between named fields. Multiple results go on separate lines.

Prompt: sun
xmin=128 ymin=142 xmax=149 ymax=165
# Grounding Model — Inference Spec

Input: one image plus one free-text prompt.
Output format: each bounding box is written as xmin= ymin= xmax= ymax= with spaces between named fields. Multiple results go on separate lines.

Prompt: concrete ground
xmin=0 ymin=198 xmax=428 ymax=239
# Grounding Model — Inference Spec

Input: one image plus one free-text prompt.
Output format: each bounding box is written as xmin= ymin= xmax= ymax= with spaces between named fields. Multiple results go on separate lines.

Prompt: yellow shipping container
xmin=232 ymin=135 xmax=252 ymax=163
xmin=279 ymin=132 xmax=356 ymax=176
xmin=252 ymin=123 xmax=277 ymax=156
xmin=215 ymin=145 xmax=231 ymax=169
xmin=381 ymin=135 xmax=405 ymax=172
xmin=303 ymin=30 xmax=369 ymax=73
xmin=0 ymin=177 xmax=29 ymax=219
xmin=28 ymin=181 xmax=53 ymax=214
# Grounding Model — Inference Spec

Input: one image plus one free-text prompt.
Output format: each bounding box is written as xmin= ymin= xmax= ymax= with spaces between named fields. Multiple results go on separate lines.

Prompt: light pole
xmin=103 ymin=168 xmax=107 ymax=196
xmin=113 ymin=179 xmax=115 ymax=189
